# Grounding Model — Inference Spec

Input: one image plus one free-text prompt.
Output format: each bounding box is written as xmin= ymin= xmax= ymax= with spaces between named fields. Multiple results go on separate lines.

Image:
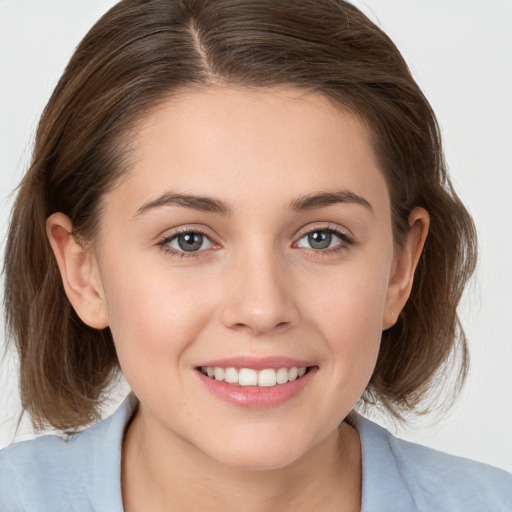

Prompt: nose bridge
xmin=220 ymin=238 xmax=298 ymax=334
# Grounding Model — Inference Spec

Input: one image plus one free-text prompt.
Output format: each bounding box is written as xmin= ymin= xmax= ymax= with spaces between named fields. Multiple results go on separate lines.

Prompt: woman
xmin=1 ymin=1 xmax=511 ymax=510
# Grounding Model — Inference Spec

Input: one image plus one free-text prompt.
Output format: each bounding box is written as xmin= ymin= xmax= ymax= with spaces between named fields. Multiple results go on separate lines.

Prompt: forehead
xmin=109 ymin=86 xmax=389 ymax=217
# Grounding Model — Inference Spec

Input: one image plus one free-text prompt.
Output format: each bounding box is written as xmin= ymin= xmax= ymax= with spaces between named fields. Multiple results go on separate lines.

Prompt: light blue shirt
xmin=1 ymin=394 xmax=511 ymax=511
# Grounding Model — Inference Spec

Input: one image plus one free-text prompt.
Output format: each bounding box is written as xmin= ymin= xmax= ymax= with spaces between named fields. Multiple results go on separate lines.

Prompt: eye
xmin=164 ymin=231 xmax=213 ymax=253
xmin=296 ymin=228 xmax=347 ymax=250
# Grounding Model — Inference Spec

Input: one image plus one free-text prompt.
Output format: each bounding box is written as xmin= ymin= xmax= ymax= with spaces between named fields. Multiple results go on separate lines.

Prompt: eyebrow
xmin=289 ymin=190 xmax=374 ymax=214
xmin=134 ymin=192 xmax=233 ymax=217
xmin=134 ymin=189 xmax=373 ymax=217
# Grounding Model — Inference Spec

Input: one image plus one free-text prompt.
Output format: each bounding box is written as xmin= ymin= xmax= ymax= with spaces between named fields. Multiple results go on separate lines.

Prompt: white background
xmin=0 ymin=1 xmax=511 ymax=472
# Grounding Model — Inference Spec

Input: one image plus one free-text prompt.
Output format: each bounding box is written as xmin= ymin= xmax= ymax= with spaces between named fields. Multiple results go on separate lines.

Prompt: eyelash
xmin=157 ymin=227 xmax=214 ymax=259
xmin=157 ymin=225 xmax=355 ymax=259
xmin=294 ymin=225 xmax=355 ymax=257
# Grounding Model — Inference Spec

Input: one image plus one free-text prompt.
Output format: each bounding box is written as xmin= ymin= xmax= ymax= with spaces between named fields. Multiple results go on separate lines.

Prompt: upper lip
xmin=196 ymin=356 xmax=316 ymax=370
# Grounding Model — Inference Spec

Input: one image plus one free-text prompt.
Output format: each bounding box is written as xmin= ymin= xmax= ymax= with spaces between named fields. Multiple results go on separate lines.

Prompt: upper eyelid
xmin=295 ymin=223 xmax=353 ymax=240
xmin=157 ymin=229 xmax=217 ymax=257
xmin=156 ymin=223 xmax=354 ymax=247
xmin=158 ymin=225 xmax=218 ymax=244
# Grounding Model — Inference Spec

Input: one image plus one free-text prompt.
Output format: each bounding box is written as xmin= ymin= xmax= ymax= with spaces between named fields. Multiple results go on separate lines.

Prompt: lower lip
xmin=196 ymin=367 xmax=318 ymax=408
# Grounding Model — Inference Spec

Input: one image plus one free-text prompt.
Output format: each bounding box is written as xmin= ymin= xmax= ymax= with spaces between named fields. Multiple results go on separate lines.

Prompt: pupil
xmin=308 ymin=231 xmax=331 ymax=249
xmin=178 ymin=233 xmax=203 ymax=251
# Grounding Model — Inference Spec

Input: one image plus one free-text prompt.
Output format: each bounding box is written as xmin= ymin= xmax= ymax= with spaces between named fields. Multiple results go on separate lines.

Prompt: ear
xmin=46 ymin=213 xmax=109 ymax=329
xmin=382 ymin=207 xmax=430 ymax=330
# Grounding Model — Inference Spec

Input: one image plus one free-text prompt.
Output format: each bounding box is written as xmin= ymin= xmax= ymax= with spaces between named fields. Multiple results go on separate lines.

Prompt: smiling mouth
xmin=198 ymin=366 xmax=311 ymax=387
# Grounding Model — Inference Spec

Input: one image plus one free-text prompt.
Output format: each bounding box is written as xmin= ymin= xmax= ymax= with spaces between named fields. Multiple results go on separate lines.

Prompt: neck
xmin=122 ymin=405 xmax=362 ymax=512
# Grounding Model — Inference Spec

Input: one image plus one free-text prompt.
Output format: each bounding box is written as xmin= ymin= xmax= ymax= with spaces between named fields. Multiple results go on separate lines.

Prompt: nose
xmin=220 ymin=246 xmax=300 ymax=336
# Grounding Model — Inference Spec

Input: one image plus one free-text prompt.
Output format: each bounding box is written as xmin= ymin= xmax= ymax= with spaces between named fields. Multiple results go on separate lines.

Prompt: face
xmin=53 ymin=87 xmax=421 ymax=470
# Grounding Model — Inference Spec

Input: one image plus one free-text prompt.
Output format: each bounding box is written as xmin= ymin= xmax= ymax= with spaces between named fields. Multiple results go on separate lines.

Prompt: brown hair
xmin=4 ymin=0 xmax=477 ymax=430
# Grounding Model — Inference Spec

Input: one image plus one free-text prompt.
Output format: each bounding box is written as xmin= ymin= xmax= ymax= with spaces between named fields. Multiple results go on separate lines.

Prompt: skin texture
xmin=47 ymin=87 xmax=429 ymax=511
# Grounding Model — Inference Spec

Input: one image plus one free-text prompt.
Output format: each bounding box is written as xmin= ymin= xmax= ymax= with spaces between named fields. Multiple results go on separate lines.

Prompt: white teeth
xmin=288 ymin=367 xmax=299 ymax=381
xmin=224 ymin=367 xmax=238 ymax=383
xmin=276 ymin=367 xmax=289 ymax=384
xmin=239 ymin=368 xmax=258 ymax=386
xmin=213 ymin=367 xmax=225 ymax=381
xmin=258 ymin=369 xmax=277 ymax=387
xmin=201 ymin=366 xmax=308 ymax=387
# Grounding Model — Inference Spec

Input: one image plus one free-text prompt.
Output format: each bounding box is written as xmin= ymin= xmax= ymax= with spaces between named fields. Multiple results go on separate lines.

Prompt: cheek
xmin=302 ymin=252 xmax=390 ymax=329
xmin=299 ymin=254 xmax=391 ymax=379
xmin=318 ymin=292 xmax=383 ymax=377
xmin=99 ymin=255 xmax=216 ymax=381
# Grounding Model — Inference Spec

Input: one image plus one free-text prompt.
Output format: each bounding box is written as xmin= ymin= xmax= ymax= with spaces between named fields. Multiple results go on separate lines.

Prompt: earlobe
xmin=382 ymin=207 xmax=430 ymax=330
xmin=46 ymin=213 xmax=109 ymax=329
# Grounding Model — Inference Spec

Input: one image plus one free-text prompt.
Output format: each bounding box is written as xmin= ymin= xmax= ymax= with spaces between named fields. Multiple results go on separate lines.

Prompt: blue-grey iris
xmin=177 ymin=233 xmax=204 ymax=251
xmin=308 ymin=231 xmax=331 ymax=249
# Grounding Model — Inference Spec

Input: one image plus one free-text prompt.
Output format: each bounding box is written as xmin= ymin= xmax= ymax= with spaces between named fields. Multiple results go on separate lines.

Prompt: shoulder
xmin=0 ymin=431 xmax=82 ymax=510
xmin=0 ymin=394 xmax=137 ymax=512
xmin=387 ymin=430 xmax=512 ymax=511
xmin=356 ymin=415 xmax=512 ymax=512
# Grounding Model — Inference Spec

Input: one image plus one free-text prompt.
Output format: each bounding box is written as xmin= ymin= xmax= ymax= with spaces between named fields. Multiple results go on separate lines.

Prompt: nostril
xmin=220 ymin=287 xmax=300 ymax=334
xmin=229 ymin=320 xmax=292 ymax=334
